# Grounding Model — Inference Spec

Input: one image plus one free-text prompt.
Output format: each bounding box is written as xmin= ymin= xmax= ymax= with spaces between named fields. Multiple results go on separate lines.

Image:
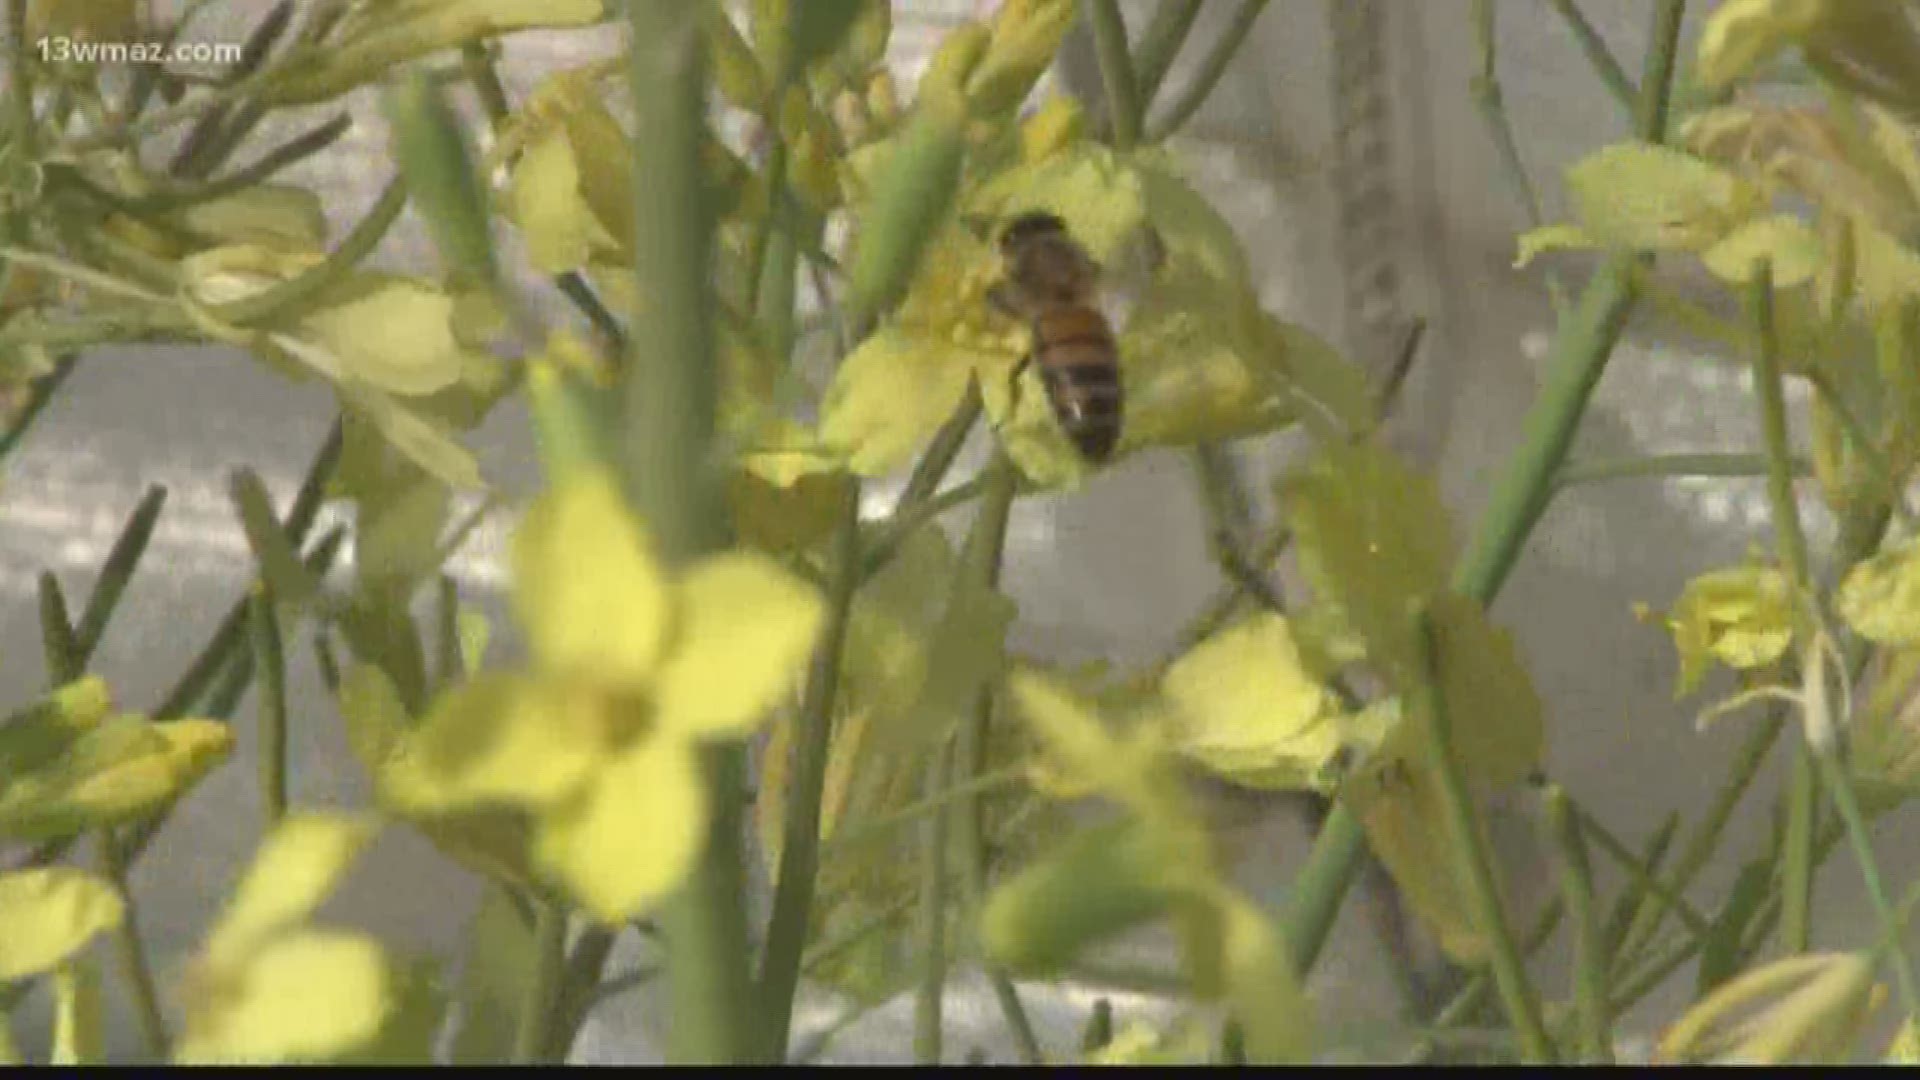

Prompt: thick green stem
xmin=1452 ymin=255 xmax=1638 ymax=602
xmin=623 ymin=4 xmax=749 ymax=1063
xmin=1086 ymin=0 xmax=1142 ymax=150
xmin=758 ymin=481 xmax=862 ymax=1060
xmin=1280 ymin=803 xmax=1367 ymax=977
xmin=1410 ymin=606 xmax=1553 ymax=1063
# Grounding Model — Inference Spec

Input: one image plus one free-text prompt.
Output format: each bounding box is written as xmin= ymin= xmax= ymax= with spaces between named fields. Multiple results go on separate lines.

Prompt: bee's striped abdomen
xmin=1032 ymin=305 xmax=1123 ymax=464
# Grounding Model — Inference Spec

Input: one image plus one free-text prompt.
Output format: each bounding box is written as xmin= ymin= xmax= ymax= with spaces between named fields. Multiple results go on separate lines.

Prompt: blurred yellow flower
xmin=387 ymin=470 xmax=824 ymax=923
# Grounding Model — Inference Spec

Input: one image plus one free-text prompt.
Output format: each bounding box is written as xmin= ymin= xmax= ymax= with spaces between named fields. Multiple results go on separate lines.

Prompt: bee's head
xmin=997 ymin=209 xmax=1069 ymax=254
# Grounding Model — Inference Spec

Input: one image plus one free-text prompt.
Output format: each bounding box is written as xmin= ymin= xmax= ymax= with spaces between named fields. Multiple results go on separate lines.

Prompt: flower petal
xmin=819 ymin=328 xmax=979 ymax=478
xmin=0 ymin=868 xmax=124 ymax=981
xmin=535 ymin=737 xmax=706 ymax=924
xmin=399 ymin=673 xmax=602 ymax=812
xmin=656 ymin=552 xmax=824 ymax=738
xmin=512 ymin=471 xmax=672 ymax=689
xmin=176 ymin=930 xmax=395 ymax=1064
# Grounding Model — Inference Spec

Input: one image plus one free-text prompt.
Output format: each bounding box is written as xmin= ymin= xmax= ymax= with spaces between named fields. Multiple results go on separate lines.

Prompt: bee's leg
xmin=985 ymin=282 xmax=1025 ymax=321
xmin=988 ymin=355 xmax=1033 ymax=446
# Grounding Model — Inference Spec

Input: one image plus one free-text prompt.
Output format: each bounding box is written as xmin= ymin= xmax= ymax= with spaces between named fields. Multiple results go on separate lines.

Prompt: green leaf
xmin=1347 ymin=759 xmax=1490 ymax=964
xmin=0 ymin=868 xmax=124 ymax=981
xmin=981 ymin=818 xmax=1182 ymax=975
xmin=1420 ymin=593 xmax=1545 ymax=789
xmin=448 ymin=885 xmax=536 ymax=1064
xmin=259 ymin=0 xmax=606 ymax=105
xmin=1280 ymin=442 xmax=1456 ymax=678
xmin=1837 ymin=536 xmax=1920 ymax=644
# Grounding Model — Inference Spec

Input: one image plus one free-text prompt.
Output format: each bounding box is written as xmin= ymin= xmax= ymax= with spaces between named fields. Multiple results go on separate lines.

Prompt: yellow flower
xmin=388 ymin=470 xmax=824 ymax=923
xmin=822 ymin=142 xmax=1359 ymax=488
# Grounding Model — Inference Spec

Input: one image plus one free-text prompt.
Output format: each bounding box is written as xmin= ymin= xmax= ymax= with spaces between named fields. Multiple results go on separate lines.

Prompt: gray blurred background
xmin=3 ymin=0 xmax=1904 ymax=1064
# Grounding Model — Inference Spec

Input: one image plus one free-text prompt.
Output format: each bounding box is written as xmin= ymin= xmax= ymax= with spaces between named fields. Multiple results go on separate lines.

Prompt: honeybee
xmin=987 ymin=210 xmax=1127 ymax=465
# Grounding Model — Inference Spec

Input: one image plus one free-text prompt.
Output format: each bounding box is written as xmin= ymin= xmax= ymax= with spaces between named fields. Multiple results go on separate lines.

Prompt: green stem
xmin=1816 ymin=750 xmax=1920 ymax=1021
xmin=1145 ymin=0 xmax=1270 ymax=141
xmin=897 ymin=385 xmax=983 ymax=517
xmin=623 ymin=4 xmax=749 ymax=1063
xmin=1086 ymin=0 xmax=1143 ymax=150
xmin=858 ymin=476 xmax=986 ymax=579
xmin=211 ymin=176 xmax=406 ymax=326
xmin=1131 ymin=0 xmax=1205 ymax=112
xmin=1543 ymin=786 xmax=1610 ymax=1063
xmin=1555 ymin=452 xmax=1809 ymax=490
xmin=248 ymin=587 xmax=288 ymax=829
xmin=545 ymin=926 xmax=620 ymax=1060
xmin=1280 ymin=802 xmax=1368 ymax=977
xmin=99 ymin=831 xmax=169 ymax=1060
xmin=1616 ymin=713 xmax=1783 ymax=970
xmin=1571 ymin=802 xmax=1711 ymax=938
xmin=513 ymin=903 xmax=567 ymax=1064
xmin=821 ymin=766 xmax=1027 ymax=853
xmin=1452 ymin=254 xmax=1639 ymax=602
xmin=1748 ymin=262 xmax=1819 ymax=957
xmin=951 ymin=464 xmax=1042 ymax=1065
xmin=1409 ymin=605 xmax=1554 ymax=1063
xmin=136 ymin=114 xmax=351 ymax=213
xmin=1545 ymin=0 xmax=1639 ymax=120
xmin=1431 ymin=898 xmax=1565 ymax=1030
xmin=914 ymin=742 xmax=954 ymax=1065
xmin=758 ymin=481 xmax=862 ymax=1060
xmin=1637 ymin=1 xmax=1688 ymax=145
